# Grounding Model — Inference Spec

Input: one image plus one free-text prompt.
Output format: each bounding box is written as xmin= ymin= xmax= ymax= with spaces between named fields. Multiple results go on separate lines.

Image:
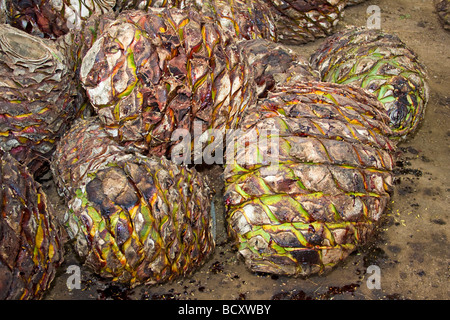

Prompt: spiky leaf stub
xmin=224 ymin=81 xmax=396 ymax=276
xmin=436 ymin=0 xmax=450 ymax=30
xmin=310 ymin=27 xmax=429 ymax=138
xmin=0 ymin=151 xmax=63 ymax=300
xmin=260 ymin=0 xmax=347 ymax=44
xmin=0 ymin=24 xmax=79 ymax=173
xmin=5 ymin=0 xmax=116 ymax=38
xmin=80 ymin=8 xmax=256 ymax=159
xmin=237 ymin=39 xmax=319 ymax=98
xmin=53 ymin=118 xmax=215 ymax=285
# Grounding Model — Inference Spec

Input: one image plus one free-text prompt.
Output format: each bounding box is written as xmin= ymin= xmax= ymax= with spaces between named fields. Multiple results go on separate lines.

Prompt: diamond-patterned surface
xmin=224 ymin=82 xmax=396 ymax=276
xmin=54 ymin=118 xmax=215 ymax=286
xmin=0 ymin=152 xmax=63 ymax=300
xmin=80 ymin=8 xmax=256 ymax=158
xmin=310 ymin=27 xmax=429 ymax=138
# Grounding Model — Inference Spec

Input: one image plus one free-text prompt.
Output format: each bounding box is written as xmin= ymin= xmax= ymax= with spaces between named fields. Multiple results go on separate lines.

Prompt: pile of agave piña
xmin=0 ymin=0 xmax=430 ymax=299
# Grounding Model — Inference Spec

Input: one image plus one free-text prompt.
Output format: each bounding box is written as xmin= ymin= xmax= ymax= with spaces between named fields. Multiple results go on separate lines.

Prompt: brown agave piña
xmin=436 ymin=0 xmax=450 ymax=30
xmin=4 ymin=0 xmax=116 ymax=38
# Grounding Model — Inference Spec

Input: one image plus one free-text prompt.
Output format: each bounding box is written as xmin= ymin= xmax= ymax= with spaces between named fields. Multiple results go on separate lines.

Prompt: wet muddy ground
xmin=43 ymin=0 xmax=449 ymax=300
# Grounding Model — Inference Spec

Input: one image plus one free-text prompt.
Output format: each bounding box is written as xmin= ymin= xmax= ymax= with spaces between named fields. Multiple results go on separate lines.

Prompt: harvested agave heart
xmin=80 ymin=8 xmax=255 ymax=159
xmin=0 ymin=3 xmax=6 ymax=24
xmin=260 ymin=0 xmax=347 ymax=44
xmin=115 ymin=0 xmax=277 ymax=42
xmin=53 ymin=118 xmax=215 ymax=285
xmin=237 ymin=39 xmax=319 ymax=98
xmin=224 ymin=81 xmax=396 ymax=276
xmin=436 ymin=0 xmax=450 ymax=30
xmin=61 ymin=0 xmax=274 ymax=94
xmin=0 ymin=24 xmax=79 ymax=174
xmin=310 ymin=27 xmax=429 ymax=138
xmin=0 ymin=150 xmax=64 ymax=300
xmin=5 ymin=0 xmax=116 ymax=38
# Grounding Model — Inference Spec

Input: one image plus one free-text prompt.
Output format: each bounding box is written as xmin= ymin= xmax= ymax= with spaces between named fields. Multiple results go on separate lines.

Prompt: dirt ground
xmin=43 ymin=0 xmax=449 ymax=300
